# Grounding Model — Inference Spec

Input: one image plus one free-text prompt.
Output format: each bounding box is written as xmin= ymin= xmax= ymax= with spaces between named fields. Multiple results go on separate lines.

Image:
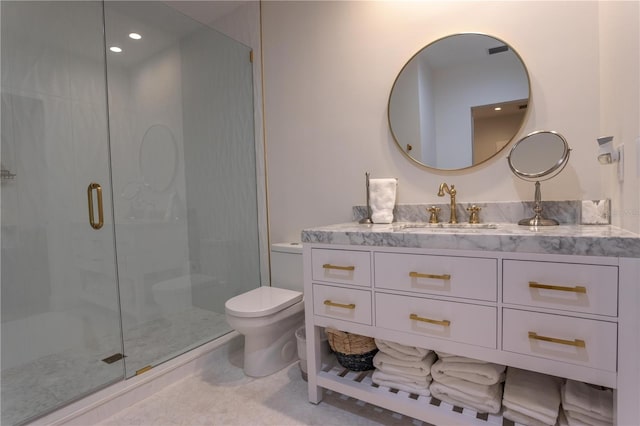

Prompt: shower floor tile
xmin=1 ymin=307 xmax=230 ymax=426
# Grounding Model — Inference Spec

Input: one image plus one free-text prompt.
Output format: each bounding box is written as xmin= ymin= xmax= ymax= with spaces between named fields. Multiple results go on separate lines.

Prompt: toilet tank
xmin=270 ymin=242 xmax=303 ymax=291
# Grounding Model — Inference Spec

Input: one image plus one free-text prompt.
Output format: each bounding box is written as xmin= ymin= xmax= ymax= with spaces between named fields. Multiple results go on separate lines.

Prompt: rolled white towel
xmin=502 ymin=367 xmax=562 ymax=426
xmin=373 ymin=351 xmax=436 ymax=377
xmin=431 ymin=359 xmax=506 ymax=386
xmin=504 ymin=408 xmax=553 ymax=426
xmin=369 ymin=178 xmax=397 ymax=224
xmin=375 ymin=339 xmax=430 ymax=360
xmin=565 ymin=410 xmax=613 ymax=426
xmin=561 ymin=380 xmax=613 ymax=423
xmin=372 ymin=370 xmax=431 ymax=397
xmin=430 ymin=380 xmax=502 ymax=414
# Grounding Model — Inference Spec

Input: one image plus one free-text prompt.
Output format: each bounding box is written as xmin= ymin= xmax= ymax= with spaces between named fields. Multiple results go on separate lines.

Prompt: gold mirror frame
xmin=388 ymin=33 xmax=531 ymax=171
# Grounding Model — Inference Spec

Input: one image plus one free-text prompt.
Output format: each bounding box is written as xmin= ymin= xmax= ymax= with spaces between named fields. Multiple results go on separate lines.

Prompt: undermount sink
xmin=397 ymin=222 xmax=498 ymax=230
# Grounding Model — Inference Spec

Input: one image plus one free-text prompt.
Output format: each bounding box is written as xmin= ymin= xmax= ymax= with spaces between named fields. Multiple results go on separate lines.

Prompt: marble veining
xmin=301 ymin=222 xmax=640 ymax=258
xmin=353 ymin=200 xmax=610 ymax=225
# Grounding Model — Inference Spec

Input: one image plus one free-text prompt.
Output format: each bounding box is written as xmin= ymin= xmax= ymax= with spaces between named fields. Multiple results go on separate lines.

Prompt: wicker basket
xmin=325 ymin=328 xmax=378 ymax=371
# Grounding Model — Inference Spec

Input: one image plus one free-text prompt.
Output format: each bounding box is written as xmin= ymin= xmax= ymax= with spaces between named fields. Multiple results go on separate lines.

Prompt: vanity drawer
xmin=375 ymin=293 xmax=496 ymax=348
xmin=502 ymin=309 xmax=617 ymax=372
xmin=313 ymin=284 xmax=372 ymax=325
xmin=374 ymin=252 xmax=497 ymax=301
xmin=503 ymin=260 xmax=618 ymax=316
xmin=312 ymin=248 xmax=371 ymax=287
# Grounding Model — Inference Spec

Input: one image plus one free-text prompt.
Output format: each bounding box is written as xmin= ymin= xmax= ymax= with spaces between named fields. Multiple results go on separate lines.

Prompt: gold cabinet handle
xmin=409 ymin=313 xmax=451 ymax=327
xmin=409 ymin=271 xmax=451 ymax=280
xmin=87 ymin=182 xmax=104 ymax=230
xmin=323 ymin=263 xmax=355 ymax=271
xmin=324 ymin=300 xmax=356 ymax=310
xmin=528 ymin=331 xmax=586 ymax=348
xmin=529 ymin=281 xmax=587 ymax=294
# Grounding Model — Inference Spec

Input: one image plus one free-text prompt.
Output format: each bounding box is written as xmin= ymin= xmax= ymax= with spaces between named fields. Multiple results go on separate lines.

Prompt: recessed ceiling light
xmin=109 ymin=46 xmax=123 ymax=53
xmin=494 ymin=107 xmax=502 ymax=111
xmin=129 ymin=33 xmax=142 ymax=40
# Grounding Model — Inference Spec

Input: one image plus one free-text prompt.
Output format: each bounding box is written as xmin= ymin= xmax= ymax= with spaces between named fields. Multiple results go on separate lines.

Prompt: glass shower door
xmin=1 ymin=2 xmax=124 ymax=425
xmin=104 ymin=2 xmax=260 ymax=377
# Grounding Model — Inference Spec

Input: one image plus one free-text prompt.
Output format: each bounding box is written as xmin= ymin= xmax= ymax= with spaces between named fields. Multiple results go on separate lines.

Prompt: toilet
xmin=225 ymin=242 xmax=304 ymax=377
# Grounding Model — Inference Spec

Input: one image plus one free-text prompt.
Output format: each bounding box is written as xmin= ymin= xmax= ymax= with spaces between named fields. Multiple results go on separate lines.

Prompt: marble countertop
xmin=301 ymin=222 xmax=640 ymax=258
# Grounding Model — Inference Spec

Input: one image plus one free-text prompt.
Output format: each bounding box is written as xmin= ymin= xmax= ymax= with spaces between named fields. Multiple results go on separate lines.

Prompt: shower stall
xmin=1 ymin=2 xmax=261 ymax=425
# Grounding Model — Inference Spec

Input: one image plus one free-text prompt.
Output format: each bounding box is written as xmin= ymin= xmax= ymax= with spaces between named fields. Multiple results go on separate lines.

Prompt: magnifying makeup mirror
xmin=507 ymin=130 xmax=571 ymax=226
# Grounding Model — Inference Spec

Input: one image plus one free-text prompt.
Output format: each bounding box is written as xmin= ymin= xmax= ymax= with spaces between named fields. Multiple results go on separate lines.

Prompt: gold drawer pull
xmin=324 ymin=300 xmax=356 ymax=310
xmin=528 ymin=331 xmax=586 ymax=348
xmin=323 ymin=263 xmax=355 ymax=271
xmin=409 ymin=271 xmax=451 ymax=280
xmin=409 ymin=313 xmax=451 ymax=327
xmin=529 ymin=281 xmax=587 ymax=294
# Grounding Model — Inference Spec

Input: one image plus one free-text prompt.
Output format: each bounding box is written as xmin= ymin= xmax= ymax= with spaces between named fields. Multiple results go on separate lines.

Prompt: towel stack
xmin=371 ymin=339 xmax=436 ymax=396
xmin=560 ymin=379 xmax=613 ymax=426
xmin=502 ymin=367 xmax=563 ymax=426
xmin=429 ymin=352 xmax=505 ymax=414
xmin=369 ymin=178 xmax=397 ymax=224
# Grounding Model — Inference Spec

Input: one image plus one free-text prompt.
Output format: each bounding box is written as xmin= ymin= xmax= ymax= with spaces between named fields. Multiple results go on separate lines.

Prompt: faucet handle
xmin=466 ymin=205 xmax=481 ymax=224
xmin=427 ymin=206 xmax=441 ymax=224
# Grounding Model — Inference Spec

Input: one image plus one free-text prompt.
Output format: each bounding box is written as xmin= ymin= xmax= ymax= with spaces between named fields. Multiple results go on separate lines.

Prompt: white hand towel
xmin=375 ymin=339 xmax=430 ymax=360
xmin=502 ymin=367 xmax=562 ymax=425
xmin=372 ymin=370 xmax=431 ymax=396
xmin=565 ymin=410 xmax=613 ymax=426
xmin=431 ymin=373 xmax=502 ymax=401
xmin=369 ymin=178 xmax=397 ymax=224
xmin=435 ymin=351 xmax=494 ymax=364
xmin=372 ymin=370 xmax=431 ymax=387
xmin=561 ymin=380 xmax=613 ymax=422
xmin=504 ymin=408 xmax=554 ymax=426
xmin=430 ymin=381 xmax=502 ymax=414
xmin=373 ymin=351 xmax=437 ymax=377
xmin=431 ymin=359 xmax=506 ymax=385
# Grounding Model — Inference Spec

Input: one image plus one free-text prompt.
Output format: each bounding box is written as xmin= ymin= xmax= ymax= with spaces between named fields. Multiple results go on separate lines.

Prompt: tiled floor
xmin=97 ymin=348 xmax=428 ymax=426
xmin=2 ymin=308 xmax=230 ymax=426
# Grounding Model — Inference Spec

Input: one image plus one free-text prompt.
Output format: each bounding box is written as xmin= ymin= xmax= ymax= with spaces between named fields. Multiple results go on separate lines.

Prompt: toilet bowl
xmin=225 ymin=286 xmax=304 ymax=377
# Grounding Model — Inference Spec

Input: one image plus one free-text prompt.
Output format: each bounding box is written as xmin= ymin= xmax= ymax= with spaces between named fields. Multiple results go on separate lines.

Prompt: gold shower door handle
xmin=87 ymin=182 xmax=104 ymax=230
xmin=528 ymin=331 xmax=586 ymax=348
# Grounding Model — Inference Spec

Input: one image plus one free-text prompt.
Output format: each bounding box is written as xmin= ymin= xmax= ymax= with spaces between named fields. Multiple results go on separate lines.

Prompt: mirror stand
xmin=518 ymin=181 xmax=559 ymax=226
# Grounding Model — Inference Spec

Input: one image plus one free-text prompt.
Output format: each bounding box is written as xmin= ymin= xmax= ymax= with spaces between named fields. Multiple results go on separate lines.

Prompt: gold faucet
xmin=427 ymin=206 xmax=441 ymax=224
xmin=437 ymin=183 xmax=458 ymax=223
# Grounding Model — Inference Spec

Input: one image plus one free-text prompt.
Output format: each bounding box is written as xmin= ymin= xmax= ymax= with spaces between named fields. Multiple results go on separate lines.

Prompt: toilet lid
xmin=225 ymin=286 xmax=303 ymax=318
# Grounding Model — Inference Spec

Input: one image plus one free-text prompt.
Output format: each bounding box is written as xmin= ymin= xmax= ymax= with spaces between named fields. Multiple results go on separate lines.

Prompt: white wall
xmin=599 ymin=1 xmax=640 ymax=233
xmin=262 ymin=1 xmax=638 ymax=243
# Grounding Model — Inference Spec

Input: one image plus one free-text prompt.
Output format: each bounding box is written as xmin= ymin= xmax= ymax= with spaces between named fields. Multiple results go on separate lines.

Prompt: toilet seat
xmin=225 ymin=286 xmax=302 ymax=318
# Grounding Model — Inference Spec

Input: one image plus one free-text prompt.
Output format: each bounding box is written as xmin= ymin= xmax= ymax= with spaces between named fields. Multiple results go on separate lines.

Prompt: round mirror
xmin=507 ymin=130 xmax=571 ymax=226
xmin=388 ymin=33 xmax=530 ymax=171
xmin=139 ymin=124 xmax=178 ymax=192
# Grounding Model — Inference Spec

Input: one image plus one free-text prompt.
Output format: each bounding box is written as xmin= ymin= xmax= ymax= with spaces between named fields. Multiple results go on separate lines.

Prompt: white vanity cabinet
xmin=303 ymin=242 xmax=640 ymax=426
